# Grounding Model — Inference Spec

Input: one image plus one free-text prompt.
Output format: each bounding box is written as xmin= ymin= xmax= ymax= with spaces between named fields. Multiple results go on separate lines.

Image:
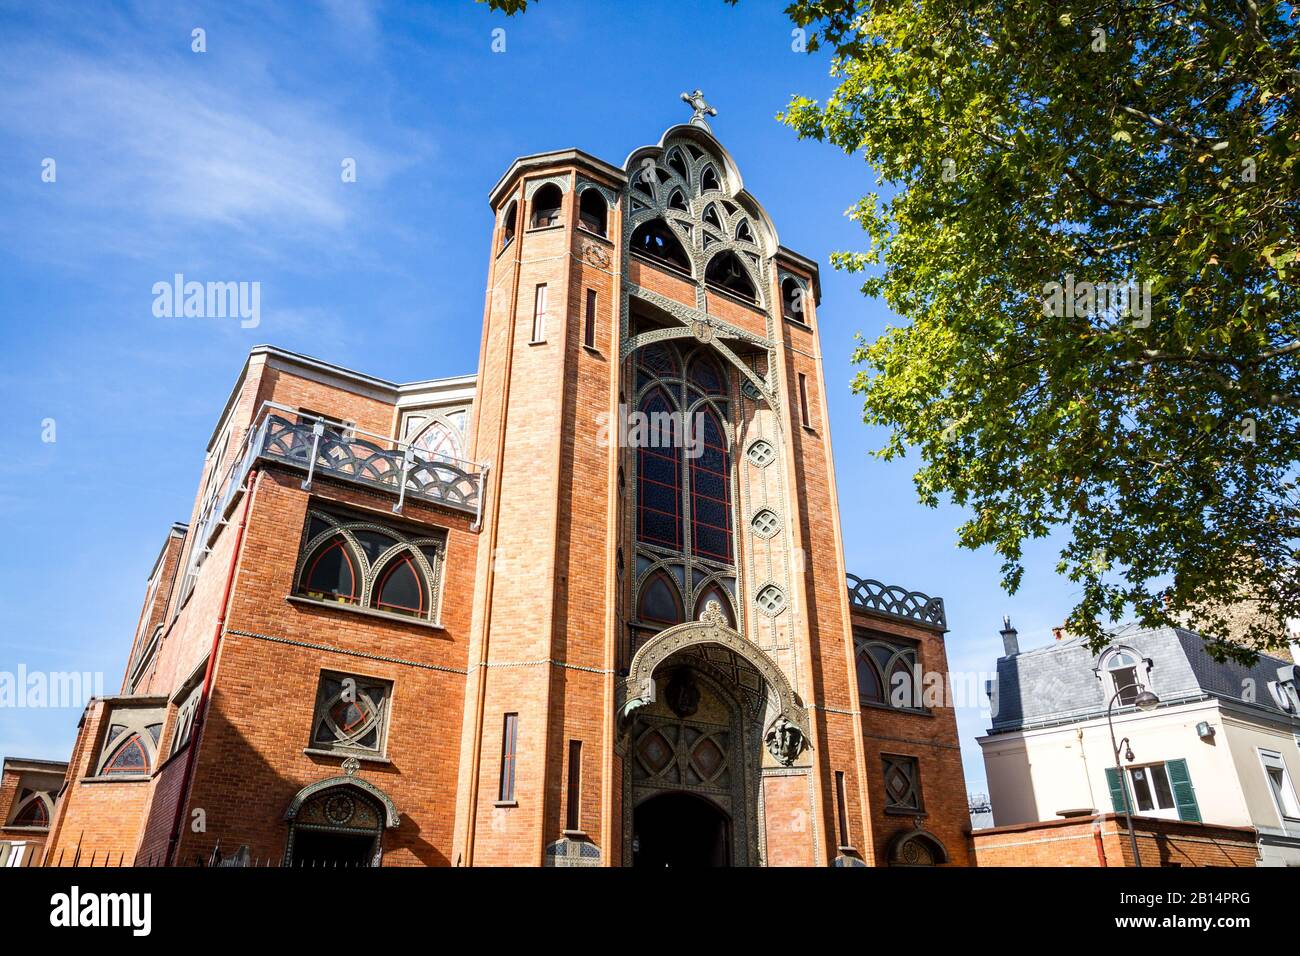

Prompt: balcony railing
xmin=846 ymin=573 xmax=947 ymax=630
xmin=183 ymin=402 xmax=487 ymax=588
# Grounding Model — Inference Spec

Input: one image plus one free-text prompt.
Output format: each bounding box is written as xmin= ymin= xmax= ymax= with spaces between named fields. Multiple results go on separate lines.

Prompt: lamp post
xmin=1105 ymin=683 xmax=1161 ymax=867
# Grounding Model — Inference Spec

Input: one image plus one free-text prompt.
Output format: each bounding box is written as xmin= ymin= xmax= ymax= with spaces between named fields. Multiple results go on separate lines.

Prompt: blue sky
xmin=0 ymin=0 xmax=1085 ymax=795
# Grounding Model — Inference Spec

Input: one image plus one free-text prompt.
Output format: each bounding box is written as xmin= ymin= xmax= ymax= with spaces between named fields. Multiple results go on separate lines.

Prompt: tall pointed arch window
xmin=637 ymin=388 xmax=683 ymax=552
xmin=690 ymin=407 xmax=733 ymax=563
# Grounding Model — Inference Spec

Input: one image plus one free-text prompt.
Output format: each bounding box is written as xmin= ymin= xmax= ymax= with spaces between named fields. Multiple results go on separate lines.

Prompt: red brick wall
xmin=974 ymin=814 xmax=1259 ymax=867
xmin=854 ymin=609 xmax=974 ymax=866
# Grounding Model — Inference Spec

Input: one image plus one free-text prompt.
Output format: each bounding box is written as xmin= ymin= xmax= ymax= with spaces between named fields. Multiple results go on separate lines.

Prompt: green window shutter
xmin=1166 ymin=759 xmax=1201 ymax=822
xmin=1104 ymin=767 xmax=1132 ymax=813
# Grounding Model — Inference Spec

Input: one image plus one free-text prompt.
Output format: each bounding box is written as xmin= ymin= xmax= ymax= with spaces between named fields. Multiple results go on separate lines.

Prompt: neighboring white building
xmin=977 ymin=620 xmax=1300 ymax=866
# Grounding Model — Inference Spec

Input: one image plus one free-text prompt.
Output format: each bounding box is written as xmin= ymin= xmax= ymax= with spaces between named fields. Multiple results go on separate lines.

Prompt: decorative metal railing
xmin=846 ymin=573 xmax=947 ymax=630
xmin=181 ymin=402 xmax=487 ymax=593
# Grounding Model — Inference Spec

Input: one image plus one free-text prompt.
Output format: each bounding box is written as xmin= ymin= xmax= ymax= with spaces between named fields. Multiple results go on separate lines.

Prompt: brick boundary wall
xmin=974 ymin=813 xmax=1259 ymax=867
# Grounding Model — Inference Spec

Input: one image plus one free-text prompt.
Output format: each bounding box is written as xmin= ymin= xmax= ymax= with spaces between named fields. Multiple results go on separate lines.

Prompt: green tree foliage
xmin=781 ymin=1 xmax=1298 ymax=659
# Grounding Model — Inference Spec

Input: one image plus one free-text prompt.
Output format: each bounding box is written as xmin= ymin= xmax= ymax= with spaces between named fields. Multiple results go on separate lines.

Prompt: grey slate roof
xmin=988 ymin=622 xmax=1297 ymax=733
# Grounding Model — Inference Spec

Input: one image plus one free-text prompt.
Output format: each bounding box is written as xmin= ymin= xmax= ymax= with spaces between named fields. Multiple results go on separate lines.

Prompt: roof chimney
xmin=999 ymin=616 xmax=1019 ymax=657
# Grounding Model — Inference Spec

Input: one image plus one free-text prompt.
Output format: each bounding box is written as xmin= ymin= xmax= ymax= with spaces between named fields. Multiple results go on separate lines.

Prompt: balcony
xmin=185 ymin=402 xmax=487 ymax=582
xmin=846 ymin=573 xmax=947 ymax=630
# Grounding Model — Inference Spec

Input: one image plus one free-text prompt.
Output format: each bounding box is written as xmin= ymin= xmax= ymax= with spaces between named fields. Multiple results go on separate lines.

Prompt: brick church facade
xmin=20 ymin=105 xmax=973 ymax=867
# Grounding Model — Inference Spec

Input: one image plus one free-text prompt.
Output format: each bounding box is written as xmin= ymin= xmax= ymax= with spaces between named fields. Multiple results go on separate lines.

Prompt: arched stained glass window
xmin=304 ymin=537 xmax=358 ymax=603
xmin=638 ymin=571 xmax=683 ymax=628
xmin=375 ymin=554 xmax=424 ymax=615
xmin=12 ymin=796 xmax=49 ymax=828
xmin=412 ymin=419 xmax=463 ymax=462
xmin=689 ymin=407 xmax=733 ymax=563
xmin=637 ymin=388 xmax=683 ymax=551
xmin=103 ymin=734 xmax=150 ymax=775
xmin=688 ymin=353 xmax=726 ymax=396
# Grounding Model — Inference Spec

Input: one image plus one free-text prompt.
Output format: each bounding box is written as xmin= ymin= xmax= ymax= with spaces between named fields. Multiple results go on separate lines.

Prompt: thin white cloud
xmin=0 ymin=27 xmax=429 ymax=262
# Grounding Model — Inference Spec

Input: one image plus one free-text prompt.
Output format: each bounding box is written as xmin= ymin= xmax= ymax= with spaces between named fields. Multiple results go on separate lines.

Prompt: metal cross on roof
xmin=680 ymin=89 xmax=717 ymax=130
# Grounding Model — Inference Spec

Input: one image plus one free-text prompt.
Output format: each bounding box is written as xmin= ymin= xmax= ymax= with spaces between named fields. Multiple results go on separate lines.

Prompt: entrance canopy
xmin=620 ymin=602 xmax=810 ymax=766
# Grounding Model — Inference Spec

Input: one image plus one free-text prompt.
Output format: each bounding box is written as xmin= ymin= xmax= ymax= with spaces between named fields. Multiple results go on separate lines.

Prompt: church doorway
xmin=284 ymin=779 xmax=396 ymax=868
xmin=633 ymin=791 xmax=730 ymax=868
xmin=289 ymin=829 xmax=377 ymax=867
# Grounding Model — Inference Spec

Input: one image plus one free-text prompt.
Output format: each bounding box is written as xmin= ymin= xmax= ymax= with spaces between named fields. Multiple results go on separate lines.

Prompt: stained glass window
xmin=638 ymin=571 xmax=683 ymax=627
xmin=637 ymin=389 xmax=682 ymax=552
xmin=311 ymin=674 xmax=391 ymax=756
xmin=690 ymin=408 xmax=732 ymax=563
xmin=103 ymin=734 xmax=150 ymax=775
xmin=12 ymin=796 xmax=49 ymax=828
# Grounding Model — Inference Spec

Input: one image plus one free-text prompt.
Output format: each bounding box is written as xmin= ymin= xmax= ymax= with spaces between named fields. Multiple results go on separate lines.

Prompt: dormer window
xmin=1102 ymin=648 xmax=1145 ymax=705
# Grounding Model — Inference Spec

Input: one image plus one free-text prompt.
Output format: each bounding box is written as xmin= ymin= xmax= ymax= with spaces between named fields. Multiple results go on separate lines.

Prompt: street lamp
xmin=1106 ymin=683 xmax=1160 ymax=866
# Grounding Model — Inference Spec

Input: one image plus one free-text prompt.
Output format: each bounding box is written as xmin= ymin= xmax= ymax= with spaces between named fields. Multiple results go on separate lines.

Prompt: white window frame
xmin=1100 ymin=647 xmax=1148 ymax=705
xmin=1259 ymin=749 xmax=1300 ymax=823
xmin=531 ymin=283 xmax=548 ymax=343
xmin=1126 ymin=762 xmax=1180 ymax=820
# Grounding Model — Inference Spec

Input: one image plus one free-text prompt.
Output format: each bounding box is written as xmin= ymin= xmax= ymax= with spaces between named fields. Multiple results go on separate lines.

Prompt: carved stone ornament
xmin=583 ymin=241 xmax=611 ymax=269
xmin=764 ymin=716 xmax=807 ymax=767
xmin=664 ymin=668 xmax=701 ymax=719
xmin=698 ymin=599 xmax=727 ymax=627
xmin=690 ymin=318 xmax=714 ymax=343
xmin=342 ymin=756 xmax=361 ymax=777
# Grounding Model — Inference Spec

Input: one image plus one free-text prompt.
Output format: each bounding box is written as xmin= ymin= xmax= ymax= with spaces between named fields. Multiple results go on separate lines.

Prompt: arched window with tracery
xmin=102 ymin=733 xmax=150 ymax=775
xmin=855 ymin=633 xmax=920 ymax=709
xmin=630 ymin=219 xmax=691 ymax=273
xmin=296 ymin=509 xmax=445 ymax=622
xmin=411 ymin=418 xmax=464 ymax=463
xmin=10 ymin=794 xmax=51 ymax=828
xmin=630 ymin=339 xmax=739 ymax=654
xmin=638 ymin=570 xmax=684 ymax=629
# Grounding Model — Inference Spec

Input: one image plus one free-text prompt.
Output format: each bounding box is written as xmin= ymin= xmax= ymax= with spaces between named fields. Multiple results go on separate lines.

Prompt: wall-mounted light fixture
xmin=1195 ymin=721 xmax=1216 ymax=740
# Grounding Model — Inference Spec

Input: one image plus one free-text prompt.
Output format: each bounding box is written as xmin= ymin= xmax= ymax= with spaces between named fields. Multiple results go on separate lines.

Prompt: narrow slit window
xmin=584 ymin=289 xmax=597 ymax=349
xmin=531 ymin=284 xmax=548 ymax=343
xmin=798 ymin=373 xmax=812 ymax=427
xmin=835 ymin=770 xmax=850 ymax=848
xmin=499 ymin=713 xmax=519 ymax=803
xmin=566 ymin=739 xmax=583 ymax=831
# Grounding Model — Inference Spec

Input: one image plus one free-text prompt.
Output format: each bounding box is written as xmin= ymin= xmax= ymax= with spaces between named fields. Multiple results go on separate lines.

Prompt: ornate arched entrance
xmin=618 ymin=603 xmax=809 ymax=867
xmin=283 ymin=768 xmax=399 ymax=867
